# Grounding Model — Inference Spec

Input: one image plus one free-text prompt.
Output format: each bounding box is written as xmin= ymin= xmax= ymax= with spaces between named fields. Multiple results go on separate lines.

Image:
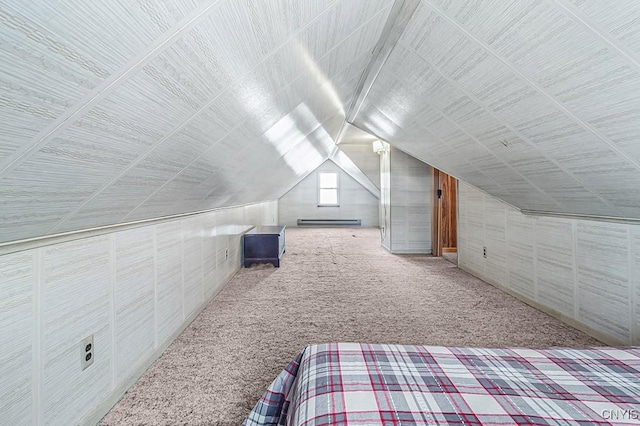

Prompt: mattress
xmin=244 ymin=343 xmax=640 ymax=425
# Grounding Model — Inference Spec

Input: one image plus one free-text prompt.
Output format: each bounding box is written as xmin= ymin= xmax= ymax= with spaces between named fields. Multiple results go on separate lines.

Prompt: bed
xmin=244 ymin=343 xmax=640 ymax=425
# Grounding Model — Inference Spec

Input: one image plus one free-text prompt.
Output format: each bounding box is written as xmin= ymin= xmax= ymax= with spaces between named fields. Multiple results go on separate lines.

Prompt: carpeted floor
xmin=101 ymin=228 xmax=602 ymax=425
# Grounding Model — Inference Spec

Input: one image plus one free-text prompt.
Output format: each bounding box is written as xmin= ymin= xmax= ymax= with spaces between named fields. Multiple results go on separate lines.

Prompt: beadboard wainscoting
xmin=0 ymin=201 xmax=277 ymax=425
xmin=458 ymin=182 xmax=638 ymax=346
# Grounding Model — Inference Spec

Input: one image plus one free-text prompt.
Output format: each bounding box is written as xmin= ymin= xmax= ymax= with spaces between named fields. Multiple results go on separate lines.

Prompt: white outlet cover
xmin=81 ymin=335 xmax=94 ymax=370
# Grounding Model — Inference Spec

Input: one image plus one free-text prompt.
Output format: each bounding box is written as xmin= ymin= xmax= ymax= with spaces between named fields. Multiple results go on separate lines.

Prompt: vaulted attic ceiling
xmin=336 ymin=124 xmax=381 ymax=189
xmin=352 ymin=0 xmax=640 ymax=219
xmin=3 ymin=0 xmax=640 ymax=246
xmin=0 ymin=0 xmax=393 ymax=244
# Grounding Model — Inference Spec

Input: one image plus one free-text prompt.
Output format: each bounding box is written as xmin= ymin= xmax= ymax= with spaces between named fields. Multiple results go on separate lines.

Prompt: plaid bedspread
xmin=244 ymin=343 xmax=640 ymax=425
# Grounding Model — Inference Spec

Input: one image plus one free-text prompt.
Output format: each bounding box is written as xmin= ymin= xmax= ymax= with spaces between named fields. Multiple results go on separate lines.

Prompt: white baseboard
xmin=389 ymin=248 xmax=432 ymax=254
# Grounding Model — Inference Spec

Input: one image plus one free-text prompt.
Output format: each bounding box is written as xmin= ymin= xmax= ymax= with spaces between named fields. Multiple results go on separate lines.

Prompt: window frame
xmin=317 ymin=171 xmax=340 ymax=207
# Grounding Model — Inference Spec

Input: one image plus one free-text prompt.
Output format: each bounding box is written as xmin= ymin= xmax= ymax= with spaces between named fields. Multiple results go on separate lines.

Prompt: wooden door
xmin=431 ymin=169 xmax=457 ymax=256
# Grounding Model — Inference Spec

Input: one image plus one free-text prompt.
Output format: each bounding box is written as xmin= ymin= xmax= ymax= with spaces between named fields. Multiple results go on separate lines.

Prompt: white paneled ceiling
xmin=353 ymin=0 xmax=640 ymax=219
xmin=0 ymin=0 xmax=393 ymax=243
xmin=336 ymin=123 xmax=381 ymax=189
xmin=3 ymin=0 xmax=640 ymax=245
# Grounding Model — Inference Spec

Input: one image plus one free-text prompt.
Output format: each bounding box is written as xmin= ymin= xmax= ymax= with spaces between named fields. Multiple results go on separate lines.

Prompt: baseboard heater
xmin=297 ymin=219 xmax=361 ymax=227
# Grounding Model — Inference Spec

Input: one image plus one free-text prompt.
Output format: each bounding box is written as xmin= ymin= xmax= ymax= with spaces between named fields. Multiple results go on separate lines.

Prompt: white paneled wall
xmin=278 ymin=160 xmax=379 ymax=227
xmin=0 ymin=251 xmax=33 ymax=425
xmin=389 ymin=148 xmax=432 ymax=253
xmin=0 ymin=201 xmax=277 ymax=425
xmin=576 ymin=222 xmax=631 ymax=343
xmin=459 ymin=182 xmax=638 ymax=345
xmin=183 ymin=217 xmax=204 ymax=319
xmin=536 ymin=219 xmax=575 ymax=316
xmin=113 ymin=227 xmax=155 ymax=385
xmin=42 ymin=236 xmax=112 ymax=425
xmin=156 ymin=221 xmax=185 ymax=345
xmin=505 ymin=210 xmax=535 ymax=301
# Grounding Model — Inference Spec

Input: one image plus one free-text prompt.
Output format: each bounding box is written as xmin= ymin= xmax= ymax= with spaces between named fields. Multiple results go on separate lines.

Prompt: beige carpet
xmin=101 ymin=228 xmax=601 ymax=425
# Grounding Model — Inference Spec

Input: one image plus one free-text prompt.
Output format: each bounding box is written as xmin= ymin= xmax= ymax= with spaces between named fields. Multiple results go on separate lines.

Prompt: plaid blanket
xmin=244 ymin=343 xmax=640 ymax=425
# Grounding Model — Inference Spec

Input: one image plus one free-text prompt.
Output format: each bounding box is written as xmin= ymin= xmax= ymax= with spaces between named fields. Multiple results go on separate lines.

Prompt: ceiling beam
xmin=344 ymin=0 xmax=421 ymax=124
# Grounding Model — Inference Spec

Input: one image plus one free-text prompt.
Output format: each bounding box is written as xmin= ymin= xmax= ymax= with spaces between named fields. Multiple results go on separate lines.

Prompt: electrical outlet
xmin=483 ymin=246 xmax=487 ymax=258
xmin=225 ymin=248 xmax=229 ymax=260
xmin=81 ymin=335 xmax=94 ymax=370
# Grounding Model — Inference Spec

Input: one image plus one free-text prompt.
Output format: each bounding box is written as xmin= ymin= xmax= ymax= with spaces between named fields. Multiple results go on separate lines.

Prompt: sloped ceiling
xmin=0 ymin=0 xmax=393 ymax=244
xmin=353 ymin=0 xmax=640 ymax=220
xmin=4 ymin=0 xmax=640 ymax=246
xmin=336 ymin=123 xmax=381 ymax=189
xmin=339 ymin=122 xmax=379 ymax=145
xmin=330 ymin=148 xmax=380 ymax=198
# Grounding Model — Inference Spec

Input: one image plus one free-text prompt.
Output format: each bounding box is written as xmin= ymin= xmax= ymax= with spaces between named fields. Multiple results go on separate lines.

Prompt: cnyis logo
xmin=601 ymin=409 xmax=639 ymax=420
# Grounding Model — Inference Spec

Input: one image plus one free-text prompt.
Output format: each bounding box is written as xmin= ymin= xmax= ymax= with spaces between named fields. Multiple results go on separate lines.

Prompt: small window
xmin=318 ymin=172 xmax=339 ymax=206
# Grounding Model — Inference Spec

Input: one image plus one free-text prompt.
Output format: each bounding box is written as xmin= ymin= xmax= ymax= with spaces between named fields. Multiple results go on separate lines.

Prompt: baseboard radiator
xmin=297 ymin=219 xmax=361 ymax=227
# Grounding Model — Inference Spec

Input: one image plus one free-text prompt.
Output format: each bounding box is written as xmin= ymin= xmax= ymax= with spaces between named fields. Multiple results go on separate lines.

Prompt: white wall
xmin=278 ymin=160 xmax=379 ymax=227
xmin=380 ymin=147 xmax=432 ymax=253
xmin=338 ymin=143 xmax=380 ymax=189
xmin=0 ymin=201 xmax=277 ymax=425
xmin=459 ymin=181 xmax=638 ymax=345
